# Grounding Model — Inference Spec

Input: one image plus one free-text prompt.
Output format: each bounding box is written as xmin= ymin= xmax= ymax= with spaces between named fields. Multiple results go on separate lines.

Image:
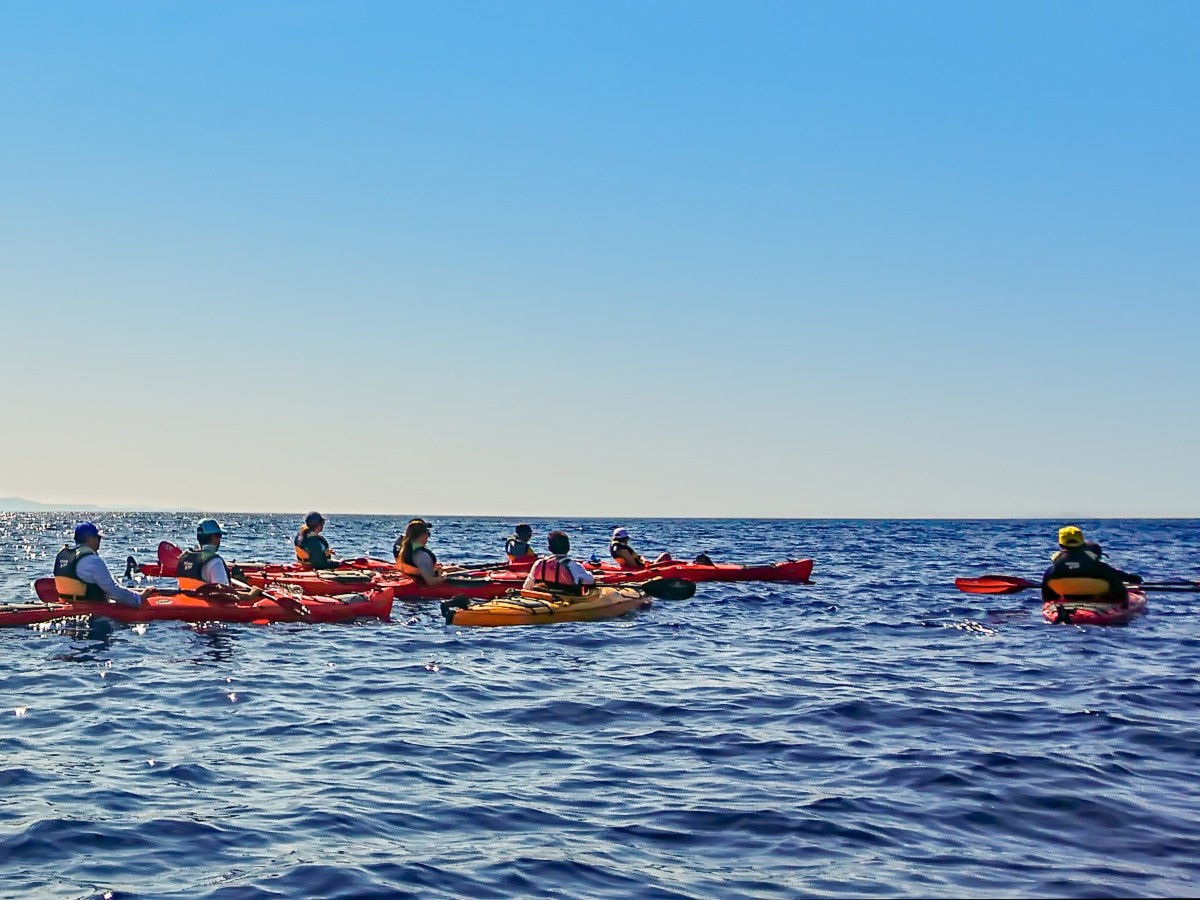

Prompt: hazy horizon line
xmin=1 ymin=502 xmax=1196 ymax=522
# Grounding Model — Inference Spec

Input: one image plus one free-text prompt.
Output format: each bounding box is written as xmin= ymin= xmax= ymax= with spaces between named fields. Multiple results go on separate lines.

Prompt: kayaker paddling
xmin=53 ymin=522 xmax=146 ymax=607
xmin=524 ymin=531 xmax=595 ymax=594
xmin=294 ymin=511 xmax=338 ymax=569
xmin=395 ymin=518 xmax=445 ymax=586
xmin=505 ymin=523 xmax=537 ymax=563
xmin=177 ymin=519 xmax=257 ymax=592
xmin=1042 ymin=526 xmax=1141 ymax=605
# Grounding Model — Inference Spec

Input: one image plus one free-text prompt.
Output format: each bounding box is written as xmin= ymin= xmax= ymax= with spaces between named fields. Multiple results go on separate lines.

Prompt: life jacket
xmin=505 ymin=537 xmax=535 ymax=562
xmin=294 ymin=531 xmax=332 ymax=566
xmin=531 ymin=555 xmax=580 ymax=587
xmin=610 ymin=540 xmax=644 ymax=569
xmin=398 ymin=544 xmax=437 ymax=582
xmin=1043 ymin=546 xmax=1123 ymax=600
xmin=176 ymin=547 xmax=222 ymax=591
xmin=1045 ymin=577 xmax=1116 ymax=600
xmin=53 ymin=545 xmax=104 ymax=601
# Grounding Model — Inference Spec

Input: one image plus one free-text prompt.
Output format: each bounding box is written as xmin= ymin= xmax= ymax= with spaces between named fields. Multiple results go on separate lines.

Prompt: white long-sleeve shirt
xmin=76 ymin=553 xmax=142 ymax=607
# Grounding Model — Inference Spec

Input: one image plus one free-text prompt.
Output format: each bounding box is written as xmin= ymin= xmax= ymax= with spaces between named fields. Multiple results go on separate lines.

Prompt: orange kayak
xmin=442 ymin=585 xmax=653 ymax=627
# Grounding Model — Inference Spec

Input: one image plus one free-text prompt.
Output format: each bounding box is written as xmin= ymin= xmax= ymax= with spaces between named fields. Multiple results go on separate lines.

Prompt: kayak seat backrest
xmin=1046 ymin=577 xmax=1112 ymax=598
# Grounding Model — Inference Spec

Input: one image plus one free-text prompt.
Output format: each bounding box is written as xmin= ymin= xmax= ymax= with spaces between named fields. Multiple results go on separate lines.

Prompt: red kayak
xmin=132 ymin=542 xmax=394 ymax=579
xmin=4 ymin=579 xmax=394 ymax=628
xmin=240 ymin=568 xmax=526 ymax=600
xmin=236 ymin=557 xmax=814 ymax=598
xmin=1042 ymin=590 xmax=1148 ymax=626
xmin=587 ymin=558 xmax=814 ymax=584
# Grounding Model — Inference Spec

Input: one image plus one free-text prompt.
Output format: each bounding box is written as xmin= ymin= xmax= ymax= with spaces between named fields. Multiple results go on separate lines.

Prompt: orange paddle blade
xmin=954 ymin=575 xmax=1040 ymax=595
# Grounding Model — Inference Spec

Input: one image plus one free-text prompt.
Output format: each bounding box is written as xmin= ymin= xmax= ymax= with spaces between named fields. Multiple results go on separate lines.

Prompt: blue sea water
xmin=2 ymin=514 xmax=1200 ymax=899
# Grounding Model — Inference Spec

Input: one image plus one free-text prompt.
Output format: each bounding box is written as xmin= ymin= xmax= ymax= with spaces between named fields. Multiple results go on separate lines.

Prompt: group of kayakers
xmin=52 ymin=515 xmax=1144 ymax=610
xmin=52 ymin=513 xmax=667 ymax=607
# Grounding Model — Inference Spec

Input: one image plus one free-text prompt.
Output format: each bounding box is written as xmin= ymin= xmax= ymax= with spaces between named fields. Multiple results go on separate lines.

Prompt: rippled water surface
xmin=3 ymin=514 xmax=1200 ymax=899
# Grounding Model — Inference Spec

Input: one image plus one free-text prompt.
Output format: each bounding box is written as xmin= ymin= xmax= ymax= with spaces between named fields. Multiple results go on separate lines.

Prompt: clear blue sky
xmin=1 ymin=1 xmax=1196 ymax=517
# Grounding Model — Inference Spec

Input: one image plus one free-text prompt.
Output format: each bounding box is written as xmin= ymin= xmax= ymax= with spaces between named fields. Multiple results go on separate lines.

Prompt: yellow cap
xmin=1058 ymin=526 xmax=1085 ymax=548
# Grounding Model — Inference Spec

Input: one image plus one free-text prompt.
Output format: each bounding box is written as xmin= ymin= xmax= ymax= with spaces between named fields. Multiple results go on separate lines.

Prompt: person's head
xmin=404 ymin=518 xmax=430 ymax=547
xmin=304 ymin=511 xmax=325 ymax=535
xmin=74 ymin=521 xmax=102 ymax=551
xmin=547 ymin=530 xmax=570 ymax=555
xmin=1057 ymin=525 xmax=1086 ymax=549
xmin=514 ymin=523 xmax=533 ymax=540
xmin=196 ymin=518 xmax=224 ymax=549
xmin=612 ymin=527 xmax=630 ymax=543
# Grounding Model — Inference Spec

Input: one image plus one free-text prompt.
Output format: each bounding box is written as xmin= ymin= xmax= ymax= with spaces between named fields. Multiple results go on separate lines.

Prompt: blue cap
xmin=74 ymin=522 xmax=101 ymax=542
xmin=305 ymin=511 xmax=325 ymax=526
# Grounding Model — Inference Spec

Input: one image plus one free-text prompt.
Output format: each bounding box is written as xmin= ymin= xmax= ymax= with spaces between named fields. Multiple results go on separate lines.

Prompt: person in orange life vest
xmin=505 ymin=523 xmax=537 ymax=563
xmin=524 ymin=531 xmax=596 ymax=593
xmin=395 ymin=518 xmax=445 ymax=586
xmin=295 ymin=511 xmax=338 ymax=569
xmin=53 ymin=522 xmax=146 ymax=607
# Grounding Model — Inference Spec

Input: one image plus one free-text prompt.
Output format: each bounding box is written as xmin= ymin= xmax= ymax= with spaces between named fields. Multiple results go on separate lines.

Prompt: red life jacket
xmin=531 ymin=555 xmax=579 ymax=587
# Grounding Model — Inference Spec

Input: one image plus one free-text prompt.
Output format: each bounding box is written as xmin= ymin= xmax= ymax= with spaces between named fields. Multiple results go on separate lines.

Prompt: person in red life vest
xmin=395 ymin=518 xmax=445 ymax=586
xmin=53 ymin=522 xmax=146 ymax=606
xmin=505 ymin=523 xmax=537 ymax=563
xmin=524 ymin=531 xmax=596 ymax=593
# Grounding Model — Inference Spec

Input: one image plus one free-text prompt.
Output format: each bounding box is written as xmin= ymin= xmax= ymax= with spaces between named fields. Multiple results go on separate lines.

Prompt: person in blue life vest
xmin=505 ymin=523 xmax=537 ymax=563
xmin=1041 ymin=525 xmax=1141 ymax=604
xmin=294 ymin=511 xmax=338 ymax=569
xmin=524 ymin=531 xmax=596 ymax=593
xmin=53 ymin=522 xmax=145 ymax=606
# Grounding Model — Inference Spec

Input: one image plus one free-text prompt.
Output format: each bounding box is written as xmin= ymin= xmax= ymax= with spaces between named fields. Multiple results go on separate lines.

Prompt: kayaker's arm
xmin=1039 ymin=564 xmax=1057 ymax=603
xmin=1109 ymin=566 xmax=1143 ymax=584
xmin=415 ymin=552 xmax=445 ymax=586
xmin=76 ymin=554 xmax=145 ymax=607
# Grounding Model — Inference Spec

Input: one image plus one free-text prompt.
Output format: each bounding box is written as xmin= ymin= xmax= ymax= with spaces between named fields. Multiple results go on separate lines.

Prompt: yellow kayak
xmin=442 ymin=585 xmax=652 ymax=627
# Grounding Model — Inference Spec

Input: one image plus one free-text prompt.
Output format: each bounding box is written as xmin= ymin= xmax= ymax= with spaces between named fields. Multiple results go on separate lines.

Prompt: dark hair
xmin=398 ymin=519 xmax=430 ymax=566
xmin=547 ymin=530 xmax=570 ymax=555
xmin=515 ymin=523 xmax=533 ymax=538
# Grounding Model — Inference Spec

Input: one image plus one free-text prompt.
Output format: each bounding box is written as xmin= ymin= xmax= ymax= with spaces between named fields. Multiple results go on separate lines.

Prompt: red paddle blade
xmin=32 ymin=578 xmax=61 ymax=604
xmin=155 ymin=542 xmax=182 ymax=577
xmin=955 ymin=575 xmax=1040 ymax=595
